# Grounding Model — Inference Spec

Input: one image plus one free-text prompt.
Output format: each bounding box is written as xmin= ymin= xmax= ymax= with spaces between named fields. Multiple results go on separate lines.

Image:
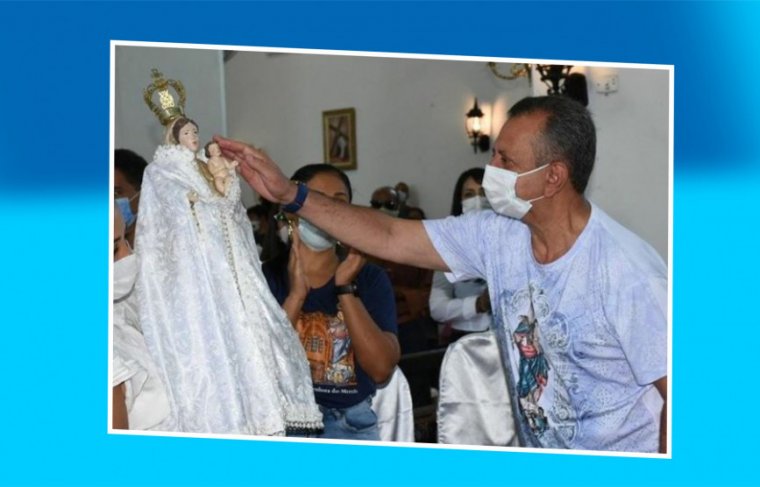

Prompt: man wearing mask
xmin=114 ymin=149 xmax=148 ymax=248
xmin=215 ymin=95 xmax=668 ymax=454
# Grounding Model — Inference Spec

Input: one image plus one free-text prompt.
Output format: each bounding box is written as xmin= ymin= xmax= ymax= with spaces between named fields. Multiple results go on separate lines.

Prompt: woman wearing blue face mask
xmin=429 ymin=168 xmax=493 ymax=344
xmin=114 ymin=149 xmax=148 ymax=248
xmin=262 ymin=164 xmax=400 ymax=441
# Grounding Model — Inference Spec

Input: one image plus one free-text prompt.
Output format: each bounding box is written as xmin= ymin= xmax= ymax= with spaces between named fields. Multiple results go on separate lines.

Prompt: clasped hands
xmin=288 ymin=228 xmax=366 ymax=300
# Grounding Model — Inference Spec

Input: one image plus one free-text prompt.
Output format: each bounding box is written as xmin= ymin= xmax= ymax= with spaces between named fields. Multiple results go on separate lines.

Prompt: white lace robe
xmin=135 ymin=144 xmax=322 ymax=435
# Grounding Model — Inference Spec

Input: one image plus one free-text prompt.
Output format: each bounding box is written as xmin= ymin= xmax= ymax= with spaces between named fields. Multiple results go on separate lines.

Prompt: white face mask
xmin=461 ymin=195 xmax=491 ymax=214
xmin=113 ymin=253 xmax=138 ymax=301
xmin=482 ymin=164 xmax=547 ymax=219
xmin=298 ymin=218 xmax=335 ymax=252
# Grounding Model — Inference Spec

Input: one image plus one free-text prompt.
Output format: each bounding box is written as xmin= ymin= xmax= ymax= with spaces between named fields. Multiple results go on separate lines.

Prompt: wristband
xmin=281 ymin=182 xmax=309 ymax=214
xmin=335 ymin=282 xmax=358 ymax=296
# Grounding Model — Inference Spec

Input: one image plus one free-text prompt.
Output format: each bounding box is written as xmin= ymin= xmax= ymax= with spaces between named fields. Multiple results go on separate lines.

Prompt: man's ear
xmin=544 ymin=161 xmax=570 ymax=197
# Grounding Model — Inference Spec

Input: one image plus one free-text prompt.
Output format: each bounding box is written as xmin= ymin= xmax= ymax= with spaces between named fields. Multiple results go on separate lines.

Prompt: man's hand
xmin=475 ymin=288 xmax=491 ymax=314
xmin=213 ymin=135 xmax=296 ymax=204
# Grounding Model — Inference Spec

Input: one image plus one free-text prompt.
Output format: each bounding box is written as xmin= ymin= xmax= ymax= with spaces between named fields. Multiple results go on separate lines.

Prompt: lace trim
xmin=153 ymin=144 xmax=197 ymax=165
xmin=283 ymin=404 xmax=324 ymax=432
xmin=243 ymin=406 xmax=323 ymax=436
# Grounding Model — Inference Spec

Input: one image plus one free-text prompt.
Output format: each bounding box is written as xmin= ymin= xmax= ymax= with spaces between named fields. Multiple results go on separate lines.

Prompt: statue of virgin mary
xmin=134 ymin=116 xmax=322 ymax=435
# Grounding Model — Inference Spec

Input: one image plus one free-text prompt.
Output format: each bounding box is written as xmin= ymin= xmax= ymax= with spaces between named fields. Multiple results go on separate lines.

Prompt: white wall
xmin=583 ymin=67 xmax=670 ymax=263
xmin=114 ymin=45 xmax=227 ymax=167
xmin=224 ymin=52 xmax=530 ymax=217
xmin=225 ymin=53 xmax=669 ymax=261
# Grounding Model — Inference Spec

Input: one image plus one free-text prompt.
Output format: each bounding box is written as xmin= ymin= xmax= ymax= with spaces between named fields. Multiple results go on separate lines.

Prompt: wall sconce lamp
xmin=535 ymin=64 xmax=573 ymax=95
xmin=535 ymin=64 xmax=589 ymax=106
xmin=465 ymin=98 xmax=490 ymax=153
xmin=487 ymin=62 xmax=589 ymax=106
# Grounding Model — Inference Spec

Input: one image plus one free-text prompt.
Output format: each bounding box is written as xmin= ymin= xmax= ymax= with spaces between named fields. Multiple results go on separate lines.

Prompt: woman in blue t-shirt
xmin=263 ymin=164 xmax=400 ymax=441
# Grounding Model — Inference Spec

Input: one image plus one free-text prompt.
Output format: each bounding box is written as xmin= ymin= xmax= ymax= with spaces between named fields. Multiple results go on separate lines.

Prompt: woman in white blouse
xmin=429 ymin=168 xmax=493 ymax=344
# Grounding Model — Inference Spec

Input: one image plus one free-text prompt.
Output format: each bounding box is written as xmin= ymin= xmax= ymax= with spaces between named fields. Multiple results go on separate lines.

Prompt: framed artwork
xmin=322 ymin=107 xmax=357 ymax=170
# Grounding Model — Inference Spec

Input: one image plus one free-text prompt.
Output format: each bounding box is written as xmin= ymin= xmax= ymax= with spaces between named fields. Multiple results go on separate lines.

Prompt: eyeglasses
xmin=370 ymin=200 xmax=398 ymax=210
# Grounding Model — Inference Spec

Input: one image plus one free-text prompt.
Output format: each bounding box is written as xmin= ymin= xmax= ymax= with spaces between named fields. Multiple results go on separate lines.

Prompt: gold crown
xmin=143 ymin=68 xmax=187 ymax=126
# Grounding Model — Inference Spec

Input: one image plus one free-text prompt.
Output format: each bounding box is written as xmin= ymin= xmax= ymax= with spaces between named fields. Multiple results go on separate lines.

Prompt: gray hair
xmin=508 ymin=96 xmax=596 ymax=194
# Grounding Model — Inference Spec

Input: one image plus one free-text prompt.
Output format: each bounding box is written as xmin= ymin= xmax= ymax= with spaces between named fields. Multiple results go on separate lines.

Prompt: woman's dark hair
xmin=172 ymin=117 xmax=198 ymax=144
xmin=256 ymin=201 xmax=283 ymax=263
xmin=114 ymin=149 xmax=148 ymax=189
xmin=290 ymin=163 xmax=353 ymax=203
xmin=262 ymin=164 xmax=353 ymax=282
xmin=450 ymin=167 xmax=485 ymax=216
xmin=247 ymin=203 xmax=270 ymax=221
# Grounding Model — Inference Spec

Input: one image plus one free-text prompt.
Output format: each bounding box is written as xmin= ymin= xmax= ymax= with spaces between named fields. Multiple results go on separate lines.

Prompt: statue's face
xmin=208 ymin=143 xmax=221 ymax=157
xmin=178 ymin=123 xmax=199 ymax=152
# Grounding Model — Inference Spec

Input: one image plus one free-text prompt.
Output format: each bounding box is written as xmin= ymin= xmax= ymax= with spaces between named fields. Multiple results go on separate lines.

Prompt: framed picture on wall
xmin=322 ymin=107 xmax=357 ymax=170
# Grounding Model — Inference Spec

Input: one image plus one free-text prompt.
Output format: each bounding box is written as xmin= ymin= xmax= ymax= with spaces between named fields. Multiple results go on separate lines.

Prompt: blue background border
xmin=1 ymin=2 xmax=758 ymax=486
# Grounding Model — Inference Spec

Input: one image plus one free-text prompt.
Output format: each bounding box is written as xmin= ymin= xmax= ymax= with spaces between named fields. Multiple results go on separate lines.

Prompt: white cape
xmin=135 ymin=144 xmax=322 ymax=435
xmin=113 ymin=255 xmax=171 ymax=430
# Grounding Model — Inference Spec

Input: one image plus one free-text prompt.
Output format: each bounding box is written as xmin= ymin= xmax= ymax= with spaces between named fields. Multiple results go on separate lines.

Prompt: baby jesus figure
xmin=204 ymin=141 xmax=238 ymax=196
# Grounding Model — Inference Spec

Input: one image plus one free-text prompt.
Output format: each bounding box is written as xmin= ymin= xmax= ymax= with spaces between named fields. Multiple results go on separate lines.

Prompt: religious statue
xmin=134 ymin=71 xmax=322 ymax=435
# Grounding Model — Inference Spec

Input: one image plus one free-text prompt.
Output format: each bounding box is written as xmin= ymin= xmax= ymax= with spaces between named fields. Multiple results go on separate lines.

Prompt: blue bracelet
xmin=281 ymin=182 xmax=309 ymax=213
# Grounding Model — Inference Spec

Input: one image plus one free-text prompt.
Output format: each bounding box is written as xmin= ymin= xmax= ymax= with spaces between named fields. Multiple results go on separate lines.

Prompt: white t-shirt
xmin=424 ymin=203 xmax=667 ymax=452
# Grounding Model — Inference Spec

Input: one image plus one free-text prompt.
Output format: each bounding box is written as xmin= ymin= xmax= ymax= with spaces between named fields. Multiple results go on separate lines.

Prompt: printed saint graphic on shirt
xmin=512 ymin=314 xmax=550 ymax=434
xmin=296 ymin=310 xmax=356 ymax=386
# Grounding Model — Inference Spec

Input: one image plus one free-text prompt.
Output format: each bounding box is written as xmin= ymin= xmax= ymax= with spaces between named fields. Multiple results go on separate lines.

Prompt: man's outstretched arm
xmin=215 ymin=135 xmax=449 ymax=271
